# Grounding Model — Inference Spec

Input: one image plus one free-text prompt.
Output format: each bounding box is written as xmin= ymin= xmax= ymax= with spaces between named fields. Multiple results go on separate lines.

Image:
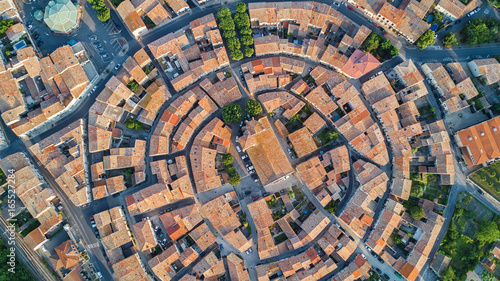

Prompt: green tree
xmin=218 ymin=17 xmax=235 ymax=31
xmin=410 ymin=181 xmax=425 ymax=197
xmin=287 ymin=189 xmax=295 ymax=198
xmin=226 ymin=37 xmax=241 ymax=51
xmin=433 ymin=10 xmax=444 ymax=20
xmin=0 ymin=19 xmax=15 ymax=37
xmin=236 ymin=2 xmax=247 ymax=13
xmin=241 ymin=35 xmax=254 ymax=46
xmin=222 ymin=103 xmax=242 ymax=124
xmin=245 ymin=46 xmax=254 ymax=57
xmin=361 ymin=32 xmax=380 ymax=53
xmin=224 ymin=164 xmax=236 ymax=175
xmin=222 ymin=153 xmax=234 ymax=165
xmin=240 ymin=26 xmax=252 ymax=35
xmin=453 ymin=206 xmax=463 ymax=218
xmin=125 ymin=119 xmax=136 ymax=129
xmin=464 ymin=21 xmax=490 ymax=45
xmin=223 ymin=30 xmax=236 ymax=38
xmin=416 ymin=30 xmax=435 ymax=49
xmin=245 ymin=99 xmax=262 ymax=116
xmin=231 ymin=49 xmax=244 ymax=61
xmin=127 ymin=80 xmax=139 ymax=92
xmin=97 ymin=7 xmax=111 ymax=22
xmin=487 ymin=0 xmax=500 ymax=8
xmin=408 ymin=205 xmax=425 ymax=220
xmin=442 ymin=32 xmax=457 ymax=47
xmin=217 ymin=7 xmax=231 ymax=19
xmin=476 ymin=221 xmax=500 ymax=243
xmin=234 ymin=12 xmax=250 ymax=29
xmin=481 ymin=271 xmax=496 ymax=281
xmin=441 ymin=266 xmax=455 ymax=281
xmin=228 ymin=173 xmax=241 ymax=185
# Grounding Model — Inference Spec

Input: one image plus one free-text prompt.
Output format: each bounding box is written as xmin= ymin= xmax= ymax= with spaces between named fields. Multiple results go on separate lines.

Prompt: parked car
xmin=375 ymin=268 xmax=382 ymax=274
xmin=89 ymin=35 xmax=98 ymax=40
xmin=333 ymin=1 xmax=340 ymax=7
xmin=378 ymin=257 xmax=385 ymax=264
xmin=36 ymin=40 xmax=43 ymax=47
xmin=241 ymin=155 xmax=248 ymax=160
xmin=347 ymin=6 xmax=353 ymax=10
xmin=114 ymin=63 xmax=121 ymax=70
xmin=95 ymin=44 xmax=102 ymax=48
xmin=383 ymin=274 xmax=390 ymax=280
xmin=100 ymin=54 xmax=108 ymax=59
xmin=263 ymin=192 xmax=270 ymax=197
xmin=236 ymin=145 xmax=242 ymax=152
xmin=159 ymin=209 xmax=167 ymax=214
xmin=280 ymin=189 xmax=286 ymax=195
xmin=252 ymin=196 xmax=259 ymax=201
xmin=477 ymin=188 xmax=484 ymax=195
xmin=166 ymin=207 xmax=173 ymax=212
xmin=245 ymin=190 xmax=251 ymax=195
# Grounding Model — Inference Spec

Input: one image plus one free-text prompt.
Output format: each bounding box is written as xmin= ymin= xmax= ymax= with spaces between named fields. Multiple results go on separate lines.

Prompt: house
xmin=468 ymin=58 xmax=500 ymax=85
xmin=455 ymin=116 xmax=500 ymax=166
xmin=53 ymin=240 xmax=80 ymax=271
xmin=6 ymin=22 xmax=26 ymax=42
xmin=240 ymin=117 xmax=293 ymax=185
xmin=430 ymin=254 xmax=451 ymax=277
xmin=341 ymin=49 xmax=380 ymax=78
xmin=288 ymin=127 xmax=317 ymax=158
xmin=133 ymin=220 xmax=157 ymax=252
xmin=165 ymin=0 xmax=190 ymax=14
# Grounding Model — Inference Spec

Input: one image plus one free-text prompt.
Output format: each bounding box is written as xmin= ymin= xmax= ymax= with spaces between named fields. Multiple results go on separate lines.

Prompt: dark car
xmin=445 ymin=25 xmax=452 ymax=30
xmin=477 ymin=188 xmax=484 ymax=195
xmin=37 ymin=41 xmax=43 ymax=47
xmin=383 ymin=274 xmax=390 ymax=280
xmin=166 ymin=207 xmax=173 ymax=212
xmin=280 ymin=189 xmax=286 ymax=195
xmin=455 ymin=20 xmax=461 ymax=24
xmin=375 ymin=268 xmax=382 ymax=274
xmin=245 ymin=190 xmax=251 ymax=195
xmin=378 ymin=257 xmax=385 ymax=264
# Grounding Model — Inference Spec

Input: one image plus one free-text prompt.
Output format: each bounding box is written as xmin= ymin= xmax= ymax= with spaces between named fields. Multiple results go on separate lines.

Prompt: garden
xmin=438 ymin=192 xmax=500 ymax=280
xmin=470 ymin=160 xmax=500 ymax=202
xmin=410 ymin=173 xmax=450 ymax=205
xmin=460 ymin=18 xmax=500 ymax=46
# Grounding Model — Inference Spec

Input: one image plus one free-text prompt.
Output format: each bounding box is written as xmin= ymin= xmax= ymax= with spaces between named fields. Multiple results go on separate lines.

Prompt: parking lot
xmin=15 ymin=0 xmax=130 ymax=72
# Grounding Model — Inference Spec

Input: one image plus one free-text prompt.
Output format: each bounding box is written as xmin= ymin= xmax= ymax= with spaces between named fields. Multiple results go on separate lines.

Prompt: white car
xmin=235 ymin=136 xmax=239 ymax=143
xmin=245 ymin=250 xmax=250 ymax=254
xmin=236 ymin=145 xmax=242 ymax=153
xmin=361 ymin=254 xmax=367 ymax=259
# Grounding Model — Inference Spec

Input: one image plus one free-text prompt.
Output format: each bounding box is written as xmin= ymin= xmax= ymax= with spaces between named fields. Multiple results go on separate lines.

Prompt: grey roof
xmin=44 ymin=0 xmax=79 ymax=33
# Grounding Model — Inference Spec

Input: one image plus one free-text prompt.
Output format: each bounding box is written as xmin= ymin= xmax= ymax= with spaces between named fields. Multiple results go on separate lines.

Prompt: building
xmin=341 ymin=49 xmax=380 ymax=78
xmin=430 ymin=254 xmax=451 ymax=277
xmin=455 ymin=116 xmax=500 ymax=166
xmin=5 ymin=22 xmax=26 ymax=42
xmin=240 ymin=117 xmax=293 ymax=185
xmin=44 ymin=0 xmax=81 ymax=33
xmin=468 ymin=58 xmax=500 ymax=85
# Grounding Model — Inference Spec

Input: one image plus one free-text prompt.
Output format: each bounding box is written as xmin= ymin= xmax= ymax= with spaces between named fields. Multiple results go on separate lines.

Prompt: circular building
xmin=44 ymin=0 xmax=80 ymax=34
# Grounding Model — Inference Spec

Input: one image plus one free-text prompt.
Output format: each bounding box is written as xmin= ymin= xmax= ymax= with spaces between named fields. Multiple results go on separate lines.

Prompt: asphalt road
xmin=4 ymin=0 xmax=500 ymax=280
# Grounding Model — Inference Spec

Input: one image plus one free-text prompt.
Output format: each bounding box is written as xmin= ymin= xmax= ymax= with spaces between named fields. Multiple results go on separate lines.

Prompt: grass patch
xmin=317 ymin=128 xmax=339 ymax=145
xmin=470 ymin=161 xmax=500 ymax=202
xmin=273 ymin=233 xmax=287 ymax=244
xmin=20 ymin=220 xmax=41 ymax=237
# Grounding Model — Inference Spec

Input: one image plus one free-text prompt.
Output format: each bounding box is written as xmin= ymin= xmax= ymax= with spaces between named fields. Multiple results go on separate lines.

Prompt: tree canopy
xmin=236 ymin=2 xmax=247 ymax=13
xmin=89 ymin=0 xmax=110 ymax=22
xmin=240 ymin=27 xmax=252 ymax=35
xmin=416 ymin=30 xmax=435 ymax=50
xmin=127 ymin=80 xmax=139 ymax=92
xmin=223 ymin=30 xmax=236 ymax=39
xmin=245 ymin=99 xmax=262 ymax=116
xmin=228 ymin=173 xmax=242 ymax=185
xmin=217 ymin=7 xmax=231 ymax=19
xmin=0 ymin=19 xmax=15 ymax=37
xmin=234 ymin=12 xmax=250 ymax=29
xmin=245 ymin=46 xmax=254 ymax=57
xmin=222 ymin=153 xmax=234 ymax=165
xmin=462 ymin=18 xmax=500 ymax=46
xmin=222 ymin=103 xmax=242 ymax=124
xmin=408 ymin=205 xmax=425 ymax=220
xmin=442 ymin=32 xmax=457 ymax=47
xmin=476 ymin=221 xmax=500 ymax=243
xmin=360 ymin=32 xmax=398 ymax=61
xmin=241 ymin=35 xmax=254 ymax=46
xmin=441 ymin=266 xmax=455 ymax=281
xmin=230 ymin=49 xmax=244 ymax=61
